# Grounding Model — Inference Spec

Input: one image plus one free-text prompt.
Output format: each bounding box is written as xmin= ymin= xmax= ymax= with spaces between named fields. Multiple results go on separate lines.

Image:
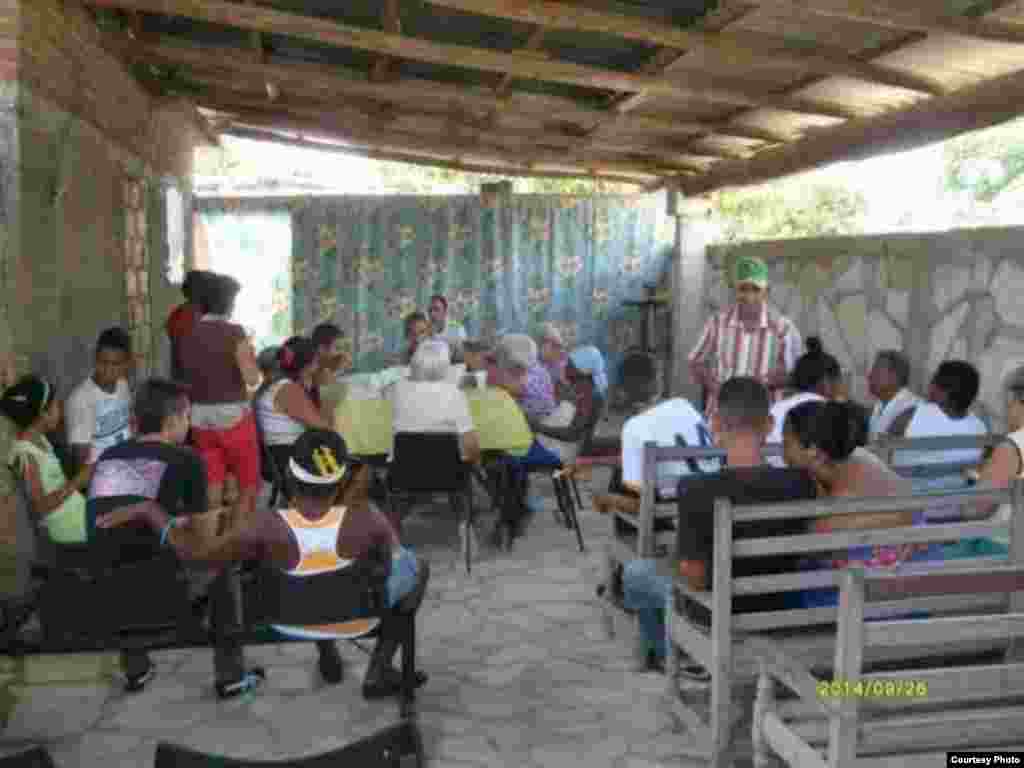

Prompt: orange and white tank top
xmin=271 ymin=506 xmax=381 ymax=640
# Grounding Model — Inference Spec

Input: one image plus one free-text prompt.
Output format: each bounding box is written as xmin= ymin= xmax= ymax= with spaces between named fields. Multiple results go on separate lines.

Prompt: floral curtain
xmin=291 ymin=194 xmax=674 ymax=383
xmin=197 ymin=193 xmax=674 ymax=384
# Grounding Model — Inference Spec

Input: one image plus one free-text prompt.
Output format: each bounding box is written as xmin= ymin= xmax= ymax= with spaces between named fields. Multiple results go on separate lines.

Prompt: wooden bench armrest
xmin=672 ymin=575 xmax=712 ymax=609
xmin=747 ymin=637 xmax=836 ymax=716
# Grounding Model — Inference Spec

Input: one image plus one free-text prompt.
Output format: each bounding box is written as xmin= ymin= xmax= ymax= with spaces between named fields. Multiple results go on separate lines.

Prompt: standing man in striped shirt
xmin=688 ymin=256 xmax=802 ymax=424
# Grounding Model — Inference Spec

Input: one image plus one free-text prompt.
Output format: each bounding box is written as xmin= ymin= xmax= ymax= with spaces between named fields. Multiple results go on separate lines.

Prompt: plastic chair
xmin=155 ymin=722 xmax=424 ymax=767
xmin=387 ymin=433 xmax=474 ymax=573
xmin=251 ymin=388 xmax=291 ymax=509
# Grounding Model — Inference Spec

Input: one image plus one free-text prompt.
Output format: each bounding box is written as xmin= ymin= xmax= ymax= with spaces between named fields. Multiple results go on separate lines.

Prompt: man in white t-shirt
xmin=620 ymin=398 xmax=718 ymax=499
xmin=66 ymin=328 xmax=134 ymax=470
xmin=390 ymin=340 xmax=480 ymax=463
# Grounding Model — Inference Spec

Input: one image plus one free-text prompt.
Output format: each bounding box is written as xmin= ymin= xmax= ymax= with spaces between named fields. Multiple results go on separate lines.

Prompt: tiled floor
xmin=0 ymin=470 xmax=713 ymax=767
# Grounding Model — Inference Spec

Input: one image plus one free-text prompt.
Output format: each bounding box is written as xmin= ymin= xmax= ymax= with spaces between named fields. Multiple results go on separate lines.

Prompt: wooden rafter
xmin=85 ymin=0 xmax=861 ymax=119
xmin=221 ymin=126 xmax=646 ymax=185
xmin=105 ymin=35 xmax=796 ymax=145
xmin=192 ymin=92 xmax=685 ymax=177
xmin=681 ymin=67 xmax=1024 ymax=195
xmin=370 ymin=0 xmax=401 ymax=83
xmin=424 ymin=0 xmax=945 ymax=95
xmin=753 ymin=0 xmax=1024 ymax=46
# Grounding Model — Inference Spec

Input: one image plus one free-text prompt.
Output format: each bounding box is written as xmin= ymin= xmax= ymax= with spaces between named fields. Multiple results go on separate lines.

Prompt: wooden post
xmin=669 ymin=189 xmax=713 ymax=401
xmin=710 ymin=496 xmax=734 ymax=765
xmin=1008 ymin=478 xmax=1024 ymax=661
xmin=829 ymin=567 xmax=865 ymax=768
xmin=751 ymin=658 xmax=776 ymax=768
xmin=638 ymin=441 xmax=659 ymax=558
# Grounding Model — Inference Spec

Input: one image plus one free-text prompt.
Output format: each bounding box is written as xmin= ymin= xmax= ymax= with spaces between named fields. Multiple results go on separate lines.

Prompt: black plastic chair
xmin=0 ymin=748 xmax=56 ymax=768
xmin=241 ymin=549 xmax=422 ymax=719
xmin=155 ymin=722 xmax=424 ymax=767
xmin=387 ymin=433 xmax=474 ymax=573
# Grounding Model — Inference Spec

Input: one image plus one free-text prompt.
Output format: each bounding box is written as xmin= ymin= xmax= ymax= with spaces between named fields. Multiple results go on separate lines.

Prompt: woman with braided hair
xmin=98 ymin=428 xmax=429 ymax=698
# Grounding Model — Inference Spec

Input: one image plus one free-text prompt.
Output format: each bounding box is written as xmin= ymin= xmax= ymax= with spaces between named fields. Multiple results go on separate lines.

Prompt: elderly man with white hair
xmin=390 ymin=339 xmax=481 ymax=465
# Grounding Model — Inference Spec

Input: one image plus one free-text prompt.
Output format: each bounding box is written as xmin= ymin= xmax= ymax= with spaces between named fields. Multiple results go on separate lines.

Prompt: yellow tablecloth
xmin=333 ymin=387 xmax=532 ymax=457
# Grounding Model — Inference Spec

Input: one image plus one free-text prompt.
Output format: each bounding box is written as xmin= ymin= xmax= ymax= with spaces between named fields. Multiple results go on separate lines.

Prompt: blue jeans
xmin=387 ymin=546 xmax=419 ymax=608
xmin=623 ymin=559 xmax=671 ymax=660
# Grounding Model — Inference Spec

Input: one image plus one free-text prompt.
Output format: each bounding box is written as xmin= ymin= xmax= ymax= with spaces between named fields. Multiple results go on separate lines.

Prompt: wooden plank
xmin=683 ymin=67 xmax=1024 ymax=194
xmin=214 ymin=107 xmax=673 ymax=176
xmin=734 ymin=521 xmax=1004 ymax=558
xmin=746 ymin=638 xmax=836 ymax=716
xmin=370 ymin=0 xmax=401 ymax=83
xmin=763 ymin=711 xmax=828 ymax=768
xmin=220 ymin=127 xmax=647 ymax=184
xmin=862 ymin=663 xmax=1024 ymax=711
xmin=673 ymin=577 xmax=713 ymax=609
xmin=733 ymin=592 xmax=1009 ymax=631
xmin=426 ymin=0 xmax=945 ymax=95
xmin=794 ymin=705 xmax=1024 ymax=755
xmin=873 ymin=434 xmax=1000 ymax=453
xmin=108 ymin=35 xmax=795 ymax=144
xmin=711 ymin=497 xmax=735 ymax=761
xmin=86 ymin=0 xmax=861 ymax=119
xmin=864 ymin=612 xmax=1024 ymax=649
xmin=864 ymin=565 xmax=1024 ymax=602
xmin=732 ymin=487 xmax=1008 ymax=522
xmin=639 ymin=441 xmax=658 ymax=558
xmin=829 ymin=568 xmax=865 ymax=767
xmin=755 ymin=0 xmax=1024 ymax=46
xmin=1009 ymin=477 xmax=1024 ymax=660
xmin=735 ymin=556 xmax=1010 ymax=597
xmin=669 ymin=605 xmax=714 ymax=668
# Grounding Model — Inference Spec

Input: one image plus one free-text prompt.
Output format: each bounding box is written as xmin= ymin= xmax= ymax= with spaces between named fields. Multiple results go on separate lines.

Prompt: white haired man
xmin=390 ymin=340 xmax=481 ymax=465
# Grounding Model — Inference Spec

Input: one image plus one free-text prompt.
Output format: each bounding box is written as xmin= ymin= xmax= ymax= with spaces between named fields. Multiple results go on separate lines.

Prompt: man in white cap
xmin=688 ymin=255 xmax=801 ymax=424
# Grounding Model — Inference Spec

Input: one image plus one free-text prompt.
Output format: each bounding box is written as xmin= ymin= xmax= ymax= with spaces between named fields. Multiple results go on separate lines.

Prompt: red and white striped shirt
xmin=689 ymin=303 xmax=798 ymax=423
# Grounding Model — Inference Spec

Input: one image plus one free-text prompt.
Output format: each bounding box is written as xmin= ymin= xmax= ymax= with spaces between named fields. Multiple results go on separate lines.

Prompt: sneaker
xmin=124 ymin=659 xmax=155 ymax=693
xmin=216 ymin=667 xmax=266 ymax=700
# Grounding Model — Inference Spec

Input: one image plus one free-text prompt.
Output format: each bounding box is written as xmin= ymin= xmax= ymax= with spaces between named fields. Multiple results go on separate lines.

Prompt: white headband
xmin=288 ymin=456 xmax=346 ymax=485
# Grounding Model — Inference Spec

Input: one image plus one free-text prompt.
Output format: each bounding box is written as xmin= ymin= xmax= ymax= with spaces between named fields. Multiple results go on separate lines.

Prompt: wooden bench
xmin=664 ymin=481 xmax=1023 ymax=766
xmin=751 ymin=564 xmax=1024 ymax=767
xmin=599 ymin=435 xmax=993 ymax=662
xmin=599 ymin=443 xmax=734 ymax=656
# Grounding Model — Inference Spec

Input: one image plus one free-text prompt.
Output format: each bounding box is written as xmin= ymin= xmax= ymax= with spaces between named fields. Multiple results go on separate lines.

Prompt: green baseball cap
xmin=734 ymin=256 xmax=769 ymax=288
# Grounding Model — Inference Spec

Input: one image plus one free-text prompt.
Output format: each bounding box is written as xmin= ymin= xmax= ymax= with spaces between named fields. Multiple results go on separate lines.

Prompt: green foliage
xmin=943 ymin=116 xmax=1024 ymax=204
xmin=711 ymin=180 xmax=867 ymax=243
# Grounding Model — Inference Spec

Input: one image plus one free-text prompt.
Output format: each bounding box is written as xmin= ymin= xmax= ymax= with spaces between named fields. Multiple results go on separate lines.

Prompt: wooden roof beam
xmin=682 ymin=66 xmax=1024 ymax=195
xmin=85 ymin=0 xmax=862 ymax=120
xmin=220 ymin=125 xmax=649 ymax=185
xmin=200 ymin=97 xmax=677 ymax=177
xmin=752 ymin=1 xmax=1024 ymax=46
xmin=424 ymin=0 xmax=946 ymax=95
xmin=370 ymin=0 xmax=401 ymax=83
xmin=107 ymin=35 xmax=797 ymax=146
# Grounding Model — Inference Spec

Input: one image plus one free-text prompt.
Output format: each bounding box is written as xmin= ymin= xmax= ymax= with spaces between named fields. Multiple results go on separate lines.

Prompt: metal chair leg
xmin=550 ymin=475 xmax=568 ymax=527
xmin=571 ymin=477 xmax=583 ymax=509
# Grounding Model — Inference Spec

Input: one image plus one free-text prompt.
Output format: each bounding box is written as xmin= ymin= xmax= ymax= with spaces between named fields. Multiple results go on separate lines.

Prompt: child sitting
xmin=1 ymin=375 xmax=91 ymax=544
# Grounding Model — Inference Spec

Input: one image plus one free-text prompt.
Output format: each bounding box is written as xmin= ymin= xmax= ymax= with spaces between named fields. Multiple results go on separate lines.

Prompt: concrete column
xmin=670 ymin=192 xmax=715 ymax=400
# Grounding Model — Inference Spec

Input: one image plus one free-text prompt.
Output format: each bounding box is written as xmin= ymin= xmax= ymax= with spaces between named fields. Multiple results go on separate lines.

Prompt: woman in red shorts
xmin=178 ymin=273 xmax=263 ymax=519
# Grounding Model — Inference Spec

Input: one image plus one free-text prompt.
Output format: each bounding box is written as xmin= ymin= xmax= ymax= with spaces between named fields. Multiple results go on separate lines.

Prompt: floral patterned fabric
xmin=198 ymin=194 xmax=674 ymax=385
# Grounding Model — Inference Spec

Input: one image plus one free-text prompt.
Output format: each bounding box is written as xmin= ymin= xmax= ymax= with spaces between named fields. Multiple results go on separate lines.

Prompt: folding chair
xmin=387 ymin=433 xmax=474 ymax=573
xmin=155 ymin=722 xmax=424 ymax=767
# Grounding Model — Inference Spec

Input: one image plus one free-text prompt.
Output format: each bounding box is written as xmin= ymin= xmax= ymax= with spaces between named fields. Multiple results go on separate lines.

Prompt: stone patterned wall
xmin=707 ymin=228 xmax=1024 ymax=430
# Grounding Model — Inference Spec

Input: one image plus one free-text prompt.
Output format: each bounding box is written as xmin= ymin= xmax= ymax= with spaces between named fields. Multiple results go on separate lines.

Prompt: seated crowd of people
xmin=615 ymin=337 xmax=1015 ymax=678
xmin=1 ymin=257 xmax=1019 ymax=710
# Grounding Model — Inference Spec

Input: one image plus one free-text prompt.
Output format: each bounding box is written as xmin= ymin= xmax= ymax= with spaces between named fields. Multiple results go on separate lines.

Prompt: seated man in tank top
xmin=97 ymin=429 xmax=429 ymax=700
xmin=888 ymin=360 xmax=988 ymax=521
